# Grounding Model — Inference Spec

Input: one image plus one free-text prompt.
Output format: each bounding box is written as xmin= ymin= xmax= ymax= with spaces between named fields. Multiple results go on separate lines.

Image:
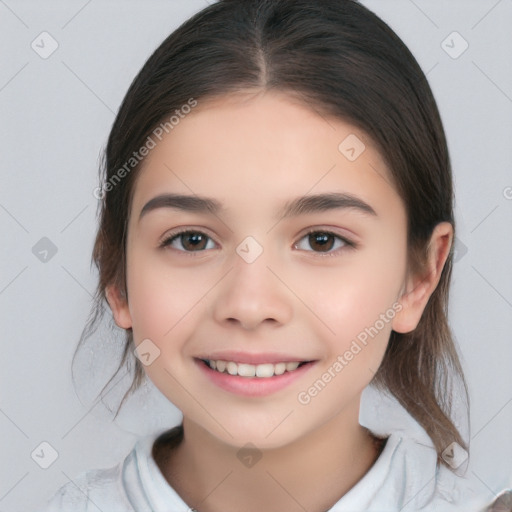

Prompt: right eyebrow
xmin=138 ymin=194 xmax=223 ymax=222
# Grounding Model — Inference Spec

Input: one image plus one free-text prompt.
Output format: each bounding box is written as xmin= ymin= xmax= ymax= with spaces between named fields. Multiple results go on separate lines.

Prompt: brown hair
xmin=74 ymin=0 xmax=469 ymax=467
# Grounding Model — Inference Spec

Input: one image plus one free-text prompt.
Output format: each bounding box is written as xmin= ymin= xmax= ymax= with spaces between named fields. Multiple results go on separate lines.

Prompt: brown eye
xmin=308 ymin=232 xmax=335 ymax=252
xmin=181 ymin=232 xmax=208 ymax=251
xmin=294 ymin=230 xmax=353 ymax=254
xmin=162 ymin=231 xmax=215 ymax=251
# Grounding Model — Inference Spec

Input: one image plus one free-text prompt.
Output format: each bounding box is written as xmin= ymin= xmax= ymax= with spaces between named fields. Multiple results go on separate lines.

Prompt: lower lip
xmin=195 ymin=359 xmax=316 ymax=397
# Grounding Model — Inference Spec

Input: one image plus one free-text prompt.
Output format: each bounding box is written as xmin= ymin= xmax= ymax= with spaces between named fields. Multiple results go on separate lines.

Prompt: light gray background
xmin=1 ymin=1 xmax=511 ymax=510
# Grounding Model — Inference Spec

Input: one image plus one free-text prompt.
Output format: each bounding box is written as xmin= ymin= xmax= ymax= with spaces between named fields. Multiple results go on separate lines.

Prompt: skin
xmin=106 ymin=90 xmax=453 ymax=512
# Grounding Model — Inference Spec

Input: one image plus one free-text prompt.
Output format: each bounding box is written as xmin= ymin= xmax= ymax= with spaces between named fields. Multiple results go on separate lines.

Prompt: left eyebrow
xmin=277 ymin=192 xmax=377 ymax=219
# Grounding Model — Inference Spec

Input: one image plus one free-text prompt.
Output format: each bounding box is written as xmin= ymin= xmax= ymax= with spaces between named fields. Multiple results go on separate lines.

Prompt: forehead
xmin=130 ymin=90 xmax=403 ymax=221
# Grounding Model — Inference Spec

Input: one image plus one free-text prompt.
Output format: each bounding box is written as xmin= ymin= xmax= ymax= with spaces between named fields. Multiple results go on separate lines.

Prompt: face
xmin=111 ymin=90 xmax=411 ymax=448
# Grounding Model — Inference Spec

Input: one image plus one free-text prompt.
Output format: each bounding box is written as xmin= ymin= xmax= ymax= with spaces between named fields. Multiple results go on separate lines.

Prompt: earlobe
xmin=105 ymin=285 xmax=132 ymax=330
xmin=392 ymin=222 xmax=453 ymax=334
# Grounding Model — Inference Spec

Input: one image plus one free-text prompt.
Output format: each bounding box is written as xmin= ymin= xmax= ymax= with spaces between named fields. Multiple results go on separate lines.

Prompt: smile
xmin=201 ymin=359 xmax=308 ymax=378
xmin=195 ymin=356 xmax=316 ymax=397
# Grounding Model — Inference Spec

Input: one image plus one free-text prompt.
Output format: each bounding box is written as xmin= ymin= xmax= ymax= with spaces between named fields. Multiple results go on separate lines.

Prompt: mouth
xmin=198 ymin=358 xmax=312 ymax=378
xmin=194 ymin=356 xmax=317 ymax=397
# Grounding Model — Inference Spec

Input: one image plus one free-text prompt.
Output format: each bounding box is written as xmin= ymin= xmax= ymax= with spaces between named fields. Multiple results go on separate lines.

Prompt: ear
xmin=105 ymin=284 xmax=132 ymax=330
xmin=392 ymin=222 xmax=453 ymax=334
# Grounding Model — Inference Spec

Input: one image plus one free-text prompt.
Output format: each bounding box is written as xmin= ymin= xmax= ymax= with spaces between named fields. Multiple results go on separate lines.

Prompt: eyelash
xmin=159 ymin=228 xmax=357 ymax=257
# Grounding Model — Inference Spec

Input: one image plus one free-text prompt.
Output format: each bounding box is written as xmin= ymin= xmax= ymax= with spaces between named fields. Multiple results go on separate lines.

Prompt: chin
xmin=201 ymin=416 xmax=308 ymax=451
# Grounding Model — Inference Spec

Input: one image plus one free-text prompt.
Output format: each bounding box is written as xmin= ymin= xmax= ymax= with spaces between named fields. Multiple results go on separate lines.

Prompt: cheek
xmin=125 ymin=248 xmax=206 ymax=344
xmin=294 ymin=235 xmax=406 ymax=373
xmin=294 ymin=252 xmax=404 ymax=412
xmin=303 ymin=254 xmax=405 ymax=338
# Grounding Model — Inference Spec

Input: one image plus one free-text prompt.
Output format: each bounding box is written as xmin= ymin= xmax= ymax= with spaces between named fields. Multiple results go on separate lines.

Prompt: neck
xmin=155 ymin=402 xmax=384 ymax=512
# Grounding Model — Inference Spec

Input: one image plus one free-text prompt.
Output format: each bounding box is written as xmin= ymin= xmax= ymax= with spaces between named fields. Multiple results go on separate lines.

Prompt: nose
xmin=211 ymin=252 xmax=293 ymax=331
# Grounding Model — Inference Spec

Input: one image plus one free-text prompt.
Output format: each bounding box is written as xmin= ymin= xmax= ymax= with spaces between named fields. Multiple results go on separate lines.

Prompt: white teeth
xmin=227 ymin=361 xmax=238 ymax=375
xmin=274 ymin=362 xmax=286 ymax=375
xmin=204 ymin=359 xmax=306 ymax=378
xmin=255 ymin=364 xmax=274 ymax=378
xmin=238 ymin=364 xmax=256 ymax=377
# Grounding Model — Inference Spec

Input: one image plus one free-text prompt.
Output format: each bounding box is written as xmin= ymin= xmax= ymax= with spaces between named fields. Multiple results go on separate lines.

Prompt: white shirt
xmin=38 ymin=388 xmax=491 ymax=511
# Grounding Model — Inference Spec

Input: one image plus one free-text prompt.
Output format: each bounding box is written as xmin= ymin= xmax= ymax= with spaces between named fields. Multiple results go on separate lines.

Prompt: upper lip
xmin=196 ymin=351 xmax=314 ymax=365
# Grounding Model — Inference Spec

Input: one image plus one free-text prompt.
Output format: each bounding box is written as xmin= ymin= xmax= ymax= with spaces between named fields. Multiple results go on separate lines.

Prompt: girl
xmin=40 ymin=0 xmax=501 ymax=510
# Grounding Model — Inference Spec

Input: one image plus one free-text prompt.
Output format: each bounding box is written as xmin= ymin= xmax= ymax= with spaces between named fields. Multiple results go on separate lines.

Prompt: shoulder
xmin=379 ymin=433 xmax=498 ymax=511
xmin=37 ymin=449 xmax=139 ymax=512
xmin=357 ymin=387 xmax=488 ymax=511
xmin=37 ymin=429 xmax=186 ymax=512
xmin=348 ymin=433 xmax=487 ymax=511
xmin=390 ymin=436 xmax=473 ymax=510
